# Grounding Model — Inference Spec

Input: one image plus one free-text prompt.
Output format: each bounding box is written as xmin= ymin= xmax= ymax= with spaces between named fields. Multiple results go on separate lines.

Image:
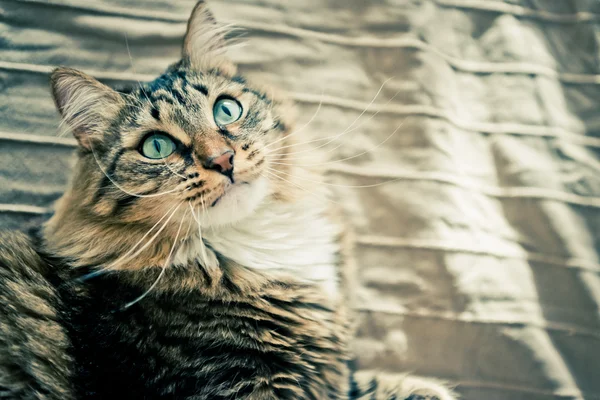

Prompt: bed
xmin=1 ymin=1 xmax=599 ymax=399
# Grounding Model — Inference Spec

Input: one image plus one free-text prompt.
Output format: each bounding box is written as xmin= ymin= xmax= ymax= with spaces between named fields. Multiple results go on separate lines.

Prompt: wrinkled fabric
xmin=1 ymin=1 xmax=600 ymax=399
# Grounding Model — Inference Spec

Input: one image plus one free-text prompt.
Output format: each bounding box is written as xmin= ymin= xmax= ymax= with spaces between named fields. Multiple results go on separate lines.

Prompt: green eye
xmin=213 ymin=98 xmax=242 ymax=125
xmin=140 ymin=133 xmax=176 ymax=159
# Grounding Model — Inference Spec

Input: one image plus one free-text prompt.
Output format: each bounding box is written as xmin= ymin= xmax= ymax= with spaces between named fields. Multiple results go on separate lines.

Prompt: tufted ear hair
xmin=182 ymin=1 xmax=236 ymax=75
xmin=51 ymin=67 xmax=124 ymax=149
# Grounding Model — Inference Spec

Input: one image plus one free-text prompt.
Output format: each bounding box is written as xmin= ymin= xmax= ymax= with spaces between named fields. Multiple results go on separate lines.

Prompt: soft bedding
xmin=1 ymin=1 xmax=600 ymax=399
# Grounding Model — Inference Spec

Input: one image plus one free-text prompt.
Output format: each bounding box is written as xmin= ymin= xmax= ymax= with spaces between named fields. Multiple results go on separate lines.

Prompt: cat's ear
xmin=182 ymin=1 xmax=236 ymax=75
xmin=51 ymin=67 xmax=124 ymax=149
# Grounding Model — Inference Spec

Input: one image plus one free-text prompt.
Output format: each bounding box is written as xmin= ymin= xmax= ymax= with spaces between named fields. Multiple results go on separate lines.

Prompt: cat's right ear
xmin=51 ymin=68 xmax=124 ymax=149
xmin=182 ymin=1 xmax=236 ymax=75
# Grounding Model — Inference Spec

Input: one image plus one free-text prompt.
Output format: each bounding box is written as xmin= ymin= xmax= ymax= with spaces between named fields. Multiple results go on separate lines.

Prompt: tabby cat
xmin=0 ymin=2 xmax=455 ymax=399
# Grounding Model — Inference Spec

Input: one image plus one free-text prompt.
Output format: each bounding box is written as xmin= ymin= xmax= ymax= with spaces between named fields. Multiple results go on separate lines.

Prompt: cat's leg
xmin=350 ymin=370 xmax=456 ymax=400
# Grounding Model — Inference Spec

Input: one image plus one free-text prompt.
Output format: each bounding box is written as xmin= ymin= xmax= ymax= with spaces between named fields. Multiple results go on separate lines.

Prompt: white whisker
xmin=189 ymin=202 xmax=210 ymax=265
xmin=264 ymin=135 xmax=338 ymax=155
xmin=124 ymin=33 xmax=153 ymax=106
xmin=89 ymin=139 xmax=181 ymax=198
xmin=266 ymin=166 xmax=405 ymax=189
xmin=76 ymin=202 xmax=181 ymax=282
xmin=269 ymin=119 xmax=406 ymax=167
xmin=183 ymin=210 xmax=194 ymax=238
xmin=260 ymin=169 xmax=343 ymax=207
xmin=263 ymin=90 xmax=324 ymax=149
xmin=266 ymin=81 xmax=397 ymax=158
xmin=107 ymin=203 xmax=183 ymax=270
xmin=161 ymin=155 xmax=187 ymax=179
xmin=121 ymin=207 xmax=188 ymax=310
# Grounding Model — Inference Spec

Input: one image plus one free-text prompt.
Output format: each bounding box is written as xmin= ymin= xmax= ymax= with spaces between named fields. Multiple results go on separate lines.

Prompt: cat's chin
xmin=197 ymin=175 xmax=270 ymax=228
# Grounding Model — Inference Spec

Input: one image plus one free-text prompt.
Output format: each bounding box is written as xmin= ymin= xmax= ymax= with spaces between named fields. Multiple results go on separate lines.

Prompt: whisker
xmin=266 ymin=82 xmax=398 ymax=158
xmin=106 ymin=203 xmax=183 ymax=270
xmin=118 ymin=91 xmax=146 ymax=110
xmin=263 ymin=89 xmax=325 ymax=149
xmin=160 ymin=155 xmax=187 ymax=179
xmin=121 ymin=207 xmax=188 ymax=310
xmin=268 ymin=102 xmax=399 ymax=161
xmin=269 ymin=119 xmax=406 ymax=167
xmin=260 ymin=169 xmax=343 ymax=207
xmin=189 ymin=202 xmax=210 ymax=265
xmin=89 ymin=140 xmax=181 ymax=198
xmin=183 ymin=210 xmax=194 ymax=238
xmin=124 ymin=33 xmax=154 ymax=106
xmin=264 ymin=135 xmax=339 ymax=155
xmin=75 ymin=202 xmax=182 ymax=282
xmin=119 ymin=93 xmax=147 ymax=112
xmin=75 ymin=269 xmax=109 ymax=282
xmin=200 ymin=194 xmax=208 ymax=220
xmin=266 ymin=166 xmax=406 ymax=189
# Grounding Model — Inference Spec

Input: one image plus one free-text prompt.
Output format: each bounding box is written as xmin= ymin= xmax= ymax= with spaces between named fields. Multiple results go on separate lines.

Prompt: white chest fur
xmin=173 ymin=196 xmax=341 ymax=299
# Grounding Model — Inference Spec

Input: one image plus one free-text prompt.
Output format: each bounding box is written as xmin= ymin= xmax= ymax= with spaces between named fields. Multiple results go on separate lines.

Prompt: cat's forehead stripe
xmin=192 ymin=84 xmax=209 ymax=96
xmin=148 ymin=89 xmax=176 ymax=105
xmin=114 ymin=66 xmax=283 ymax=153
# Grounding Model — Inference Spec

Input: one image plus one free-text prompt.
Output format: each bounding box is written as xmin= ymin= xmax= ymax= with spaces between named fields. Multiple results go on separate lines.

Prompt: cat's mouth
xmin=211 ymin=181 xmax=251 ymax=207
xmin=196 ymin=176 xmax=269 ymax=227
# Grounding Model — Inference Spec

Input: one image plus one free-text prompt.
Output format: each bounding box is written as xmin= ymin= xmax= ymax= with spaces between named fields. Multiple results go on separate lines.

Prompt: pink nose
xmin=205 ymin=150 xmax=234 ymax=178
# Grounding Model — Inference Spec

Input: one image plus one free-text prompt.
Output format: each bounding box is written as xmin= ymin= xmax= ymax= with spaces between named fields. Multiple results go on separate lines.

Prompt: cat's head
xmin=50 ymin=1 xmax=299 ymax=230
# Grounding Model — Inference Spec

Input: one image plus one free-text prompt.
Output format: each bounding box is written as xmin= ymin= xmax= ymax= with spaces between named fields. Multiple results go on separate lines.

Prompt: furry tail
xmin=350 ymin=370 xmax=456 ymax=400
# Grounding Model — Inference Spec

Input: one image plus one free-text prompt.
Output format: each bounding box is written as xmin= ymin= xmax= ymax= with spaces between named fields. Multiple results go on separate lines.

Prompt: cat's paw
xmin=352 ymin=370 xmax=457 ymax=400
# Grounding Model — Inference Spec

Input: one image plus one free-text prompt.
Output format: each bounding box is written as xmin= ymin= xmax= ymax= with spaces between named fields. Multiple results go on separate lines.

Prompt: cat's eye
xmin=140 ymin=133 xmax=176 ymax=159
xmin=213 ymin=98 xmax=242 ymax=125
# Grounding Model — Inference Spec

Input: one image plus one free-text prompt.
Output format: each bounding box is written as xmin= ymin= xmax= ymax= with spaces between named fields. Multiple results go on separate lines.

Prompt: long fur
xmin=0 ymin=1 xmax=455 ymax=399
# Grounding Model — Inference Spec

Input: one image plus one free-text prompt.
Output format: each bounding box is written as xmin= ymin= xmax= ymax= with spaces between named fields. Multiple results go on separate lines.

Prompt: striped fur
xmin=0 ymin=232 xmax=73 ymax=400
xmin=0 ymin=1 xmax=455 ymax=399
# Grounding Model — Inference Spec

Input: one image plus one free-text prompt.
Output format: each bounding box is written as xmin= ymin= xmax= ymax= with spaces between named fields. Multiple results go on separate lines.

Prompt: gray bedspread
xmin=1 ymin=1 xmax=600 ymax=399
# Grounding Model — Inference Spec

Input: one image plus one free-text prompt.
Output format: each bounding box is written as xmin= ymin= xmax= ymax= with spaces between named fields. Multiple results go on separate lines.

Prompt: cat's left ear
xmin=51 ymin=68 xmax=124 ymax=150
xmin=182 ymin=1 xmax=236 ymax=75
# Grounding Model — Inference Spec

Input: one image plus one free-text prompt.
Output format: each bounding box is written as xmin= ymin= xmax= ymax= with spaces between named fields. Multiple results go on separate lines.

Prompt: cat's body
xmin=49 ymin=195 xmax=352 ymax=399
xmin=47 ymin=237 xmax=351 ymax=400
xmin=0 ymin=2 xmax=455 ymax=399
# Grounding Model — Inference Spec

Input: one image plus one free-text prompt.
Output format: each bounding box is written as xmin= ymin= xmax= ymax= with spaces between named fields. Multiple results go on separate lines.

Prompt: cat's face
xmin=51 ymin=1 xmax=295 ymax=228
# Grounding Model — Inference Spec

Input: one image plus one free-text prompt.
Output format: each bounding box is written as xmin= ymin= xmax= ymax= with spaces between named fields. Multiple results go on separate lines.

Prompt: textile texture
xmin=1 ymin=1 xmax=599 ymax=399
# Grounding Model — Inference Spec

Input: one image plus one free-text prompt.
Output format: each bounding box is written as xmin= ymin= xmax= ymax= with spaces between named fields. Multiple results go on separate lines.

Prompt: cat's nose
xmin=204 ymin=150 xmax=235 ymax=180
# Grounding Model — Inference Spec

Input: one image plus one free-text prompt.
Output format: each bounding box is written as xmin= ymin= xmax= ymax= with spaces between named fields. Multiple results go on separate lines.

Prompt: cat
xmin=0 ymin=1 xmax=456 ymax=399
